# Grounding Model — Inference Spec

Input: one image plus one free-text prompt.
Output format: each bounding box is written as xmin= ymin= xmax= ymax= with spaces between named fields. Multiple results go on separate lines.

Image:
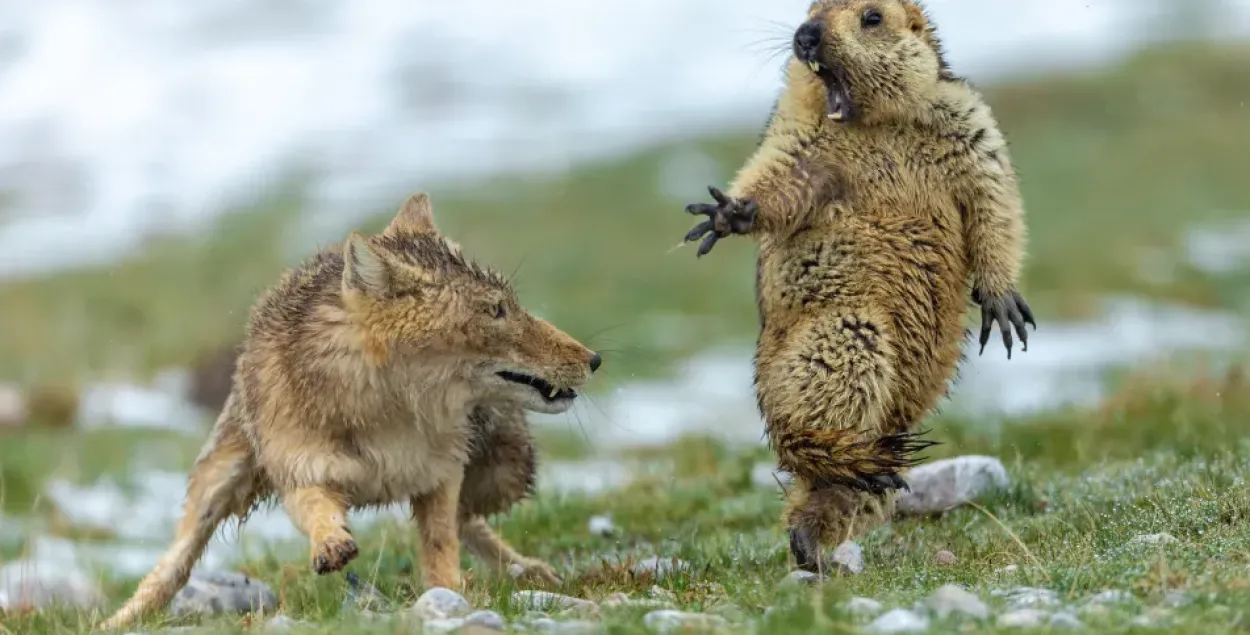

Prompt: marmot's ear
xmin=382 ymin=192 xmax=438 ymax=237
xmin=342 ymin=232 xmax=391 ymax=296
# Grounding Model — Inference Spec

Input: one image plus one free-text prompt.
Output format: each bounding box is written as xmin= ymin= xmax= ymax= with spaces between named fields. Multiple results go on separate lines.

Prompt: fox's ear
xmin=382 ymin=192 xmax=438 ymax=237
xmin=343 ymin=232 xmax=391 ymax=295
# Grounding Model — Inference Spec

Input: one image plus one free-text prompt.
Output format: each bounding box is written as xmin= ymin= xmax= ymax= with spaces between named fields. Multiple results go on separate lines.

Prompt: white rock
xmin=992 ymin=587 xmax=1060 ymax=609
xmin=1129 ymin=533 xmax=1178 ymax=546
xmin=996 ymin=609 xmax=1050 ymax=628
xmin=512 ymin=590 xmax=598 ymax=614
xmin=588 ymin=515 xmax=616 ymax=537
xmin=998 ymin=564 xmax=1020 ymax=574
xmin=530 ymin=618 xmax=602 ymax=633
xmin=170 ymin=569 xmax=277 ymax=617
xmin=632 ymin=556 xmax=689 ymax=578
xmin=1088 ymin=589 xmax=1132 ymax=604
xmin=643 ymin=610 xmax=728 ymax=633
xmin=897 ymin=456 xmax=1009 ymax=515
xmin=464 ymin=609 xmax=506 ymax=630
xmin=925 ymin=584 xmax=989 ymax=619
xmin=830 ymin=541 xmax=864 ymax=575
xmin=412 ymin=586 xmax=471 ymax=620
xmin=0 ymin=382 xmax=26 ymax=428
xmin=783 ymin=570 xmax=824 ymax=586
xmin=845 ymin=596 xmax=884 ymax=617
xmin=865 ymin=608 xmax=929 ymax=633
xmin=423 ymin=617 xmax=466 ymax=634
xmin=1049 ymin=612 xmax=1084 ymax=629
xmin=264 ymin=615 xmax=305 ymax=631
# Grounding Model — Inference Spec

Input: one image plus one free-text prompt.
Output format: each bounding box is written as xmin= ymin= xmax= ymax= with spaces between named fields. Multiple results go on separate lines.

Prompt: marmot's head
xmin=790 ymin=0 xmax=952 ymax=123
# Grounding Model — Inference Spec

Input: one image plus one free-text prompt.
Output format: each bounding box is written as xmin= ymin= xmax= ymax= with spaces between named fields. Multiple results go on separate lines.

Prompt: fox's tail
xmin=768 ymin=427 xmax=939 ymax=493
xmin=97 ymin=423 xmax=255 ymax=631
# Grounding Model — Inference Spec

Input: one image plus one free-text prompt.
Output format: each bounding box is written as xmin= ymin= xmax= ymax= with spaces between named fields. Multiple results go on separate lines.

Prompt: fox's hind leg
xmin=456 ymin=404 xmax=561 ymax=586
xmin=282 ymin=486 xmax=358 ymax=574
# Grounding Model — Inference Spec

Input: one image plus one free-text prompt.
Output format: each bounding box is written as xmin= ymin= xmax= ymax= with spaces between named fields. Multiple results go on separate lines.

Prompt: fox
xmin=98 ymin=192 xmax=602 ymax=631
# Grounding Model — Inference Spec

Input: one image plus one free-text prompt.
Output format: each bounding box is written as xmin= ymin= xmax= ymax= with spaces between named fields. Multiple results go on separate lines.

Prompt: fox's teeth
xmin=808 ymin=61 xmax=820 ymax=72
xmin=549 ymin=388 xmax=560 ymax=399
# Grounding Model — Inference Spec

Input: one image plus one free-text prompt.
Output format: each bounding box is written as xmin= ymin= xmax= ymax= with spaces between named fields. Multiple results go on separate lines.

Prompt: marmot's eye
xmin=861 ymin=8 xmax=883 ymax=27
xmin=488 ymin=303 xmax=506 ymax=319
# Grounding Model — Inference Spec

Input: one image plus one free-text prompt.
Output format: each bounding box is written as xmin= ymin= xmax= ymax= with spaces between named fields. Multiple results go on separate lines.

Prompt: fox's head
xmin=338 ymin=192 xmax=601 ymax=414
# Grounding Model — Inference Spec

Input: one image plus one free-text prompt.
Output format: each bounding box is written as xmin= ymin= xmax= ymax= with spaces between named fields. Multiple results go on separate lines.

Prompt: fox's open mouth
xmin=497 ymin=371 xmax=577 ymax=402
xmin=805 ymin=60 xmax=854 ymax=123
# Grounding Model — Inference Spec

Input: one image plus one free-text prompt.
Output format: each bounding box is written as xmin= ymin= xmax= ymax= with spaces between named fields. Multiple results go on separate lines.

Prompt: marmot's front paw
xmin=683 ymin=186 xmax=758 ymax=257
xmin=312 ymin=530 xmax=359 ymax=574
xmin=972 ymin=288 xmax=1036 ymax=359
xmin=508 ymin=558 xmax=563 ymax=587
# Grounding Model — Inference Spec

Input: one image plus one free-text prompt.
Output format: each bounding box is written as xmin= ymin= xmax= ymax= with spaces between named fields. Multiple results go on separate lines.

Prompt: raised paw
xmin=789 ymin=527 xmax=821 ymax=573
xmin=508 ymin=558 xmax=563 ymax=587
xmin=312 ymin=530 xmax=359 ymax=574
xmin=972 ymin=288 xmax=1037 ymax=359
xmin=858 ymin=473 xmax=910 ymax=495
xmin=683 ymin=185 xmax=758 ymax=257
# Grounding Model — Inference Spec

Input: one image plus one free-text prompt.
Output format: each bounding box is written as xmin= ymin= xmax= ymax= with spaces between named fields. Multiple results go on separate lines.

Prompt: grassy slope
xmin=3 ymin=42 xmax=1250 ymax=634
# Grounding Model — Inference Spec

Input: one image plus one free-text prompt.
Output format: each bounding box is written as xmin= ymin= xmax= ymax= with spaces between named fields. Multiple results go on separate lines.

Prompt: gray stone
xmin=632 ymin=556 xmax=689 ymax=578
xmin=343 ymin=572 xmax=392 ymax=612
xmin=865 ymin=608 xmax=929 ymax=633
xmin=587 ymin=515 xmax=616 ymax=537
xmin=1049 ymin=612 xmax=1084 ymax=629
xmin=925 ymin=584 xmax=989 ymax=619
xmin=1088 ymin=589 xmax=1132 ymax=604
xmin=1129 ymin=533 xmax=1178 ymax=547
xmin=782 ymin=570 xmax=824 ymax=586
xmin=642 ymin=610 xmax=729 ymax=633
xmin=934 ymin=550 xmax=957 ymax=565
xmin=529 ymin=617 xmax=603 ymax=633
xmin=845 ymin=596 xmax=884 ymax=617
xmin=830 ymin=540 xmax=864 ymax=575
xmin=996 ymin=609 xmax=1050 ymax=628
xmin=264 ymin=615 xmax=305 ymax=631
xmin=464 ymin=609 xmax=506 ymax=631
xmin=170 ymin=570 xmax=277 ymax=617
xmin=992 ymin=586 xmax=1060 ymax=609
xmin=512 ymin=590 xmax=598 ymax=615
xmin=412 ymin=586 xmax=471 ymax=620
xmin=601 ymin=592 xmax=672 ymax=610
xmin=422 ymin=618 xmax=466 ymax=634
xmin=897 ymin=455 xmax=1009 ymax=515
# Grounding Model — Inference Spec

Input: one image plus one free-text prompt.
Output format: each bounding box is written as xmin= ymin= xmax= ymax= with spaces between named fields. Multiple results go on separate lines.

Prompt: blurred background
xmin=1 ymin=0 xmax=1249 ymax=610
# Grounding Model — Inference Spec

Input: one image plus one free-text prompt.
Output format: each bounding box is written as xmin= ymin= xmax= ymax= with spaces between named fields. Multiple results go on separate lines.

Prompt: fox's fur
xmin=682 ymin=0 xmax=1033 ymax=570
xmin=99 ymin=193 xmax=601 ymax=631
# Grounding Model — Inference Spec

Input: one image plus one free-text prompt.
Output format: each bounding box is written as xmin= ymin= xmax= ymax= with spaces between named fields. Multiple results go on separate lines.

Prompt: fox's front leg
xmin=282 ymin=486 xmax=359 ymax=574
xmin=411 ymin=469 xmax=466 ymax=590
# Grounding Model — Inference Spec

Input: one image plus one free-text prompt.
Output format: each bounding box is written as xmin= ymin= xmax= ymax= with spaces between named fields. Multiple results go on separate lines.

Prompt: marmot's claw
xmin=974 ymin=288 xmax=1036 ymax=359
xmin=681 ymin=185 xmax=758 ymax=257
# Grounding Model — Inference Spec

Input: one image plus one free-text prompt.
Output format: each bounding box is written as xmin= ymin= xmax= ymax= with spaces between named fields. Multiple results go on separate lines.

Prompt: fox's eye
xmin=861 ymin=8 xmax=883 ymax=27
xmin=489 ymin=303 xmax=507 ymax=319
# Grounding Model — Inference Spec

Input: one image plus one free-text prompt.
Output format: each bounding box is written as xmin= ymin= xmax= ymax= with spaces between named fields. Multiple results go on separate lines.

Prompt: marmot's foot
xmin=312 ymin=530 xmax=359 ymax=574
xmin=789 ymin=527 xmax=821 ymax=572
xmin=509 ymin=557 xmax=563 ymax=587
xmin=683 ymin=186 xmax=758 ymax=257
xmin=972 ymin=288 xmax=1036 ymax=359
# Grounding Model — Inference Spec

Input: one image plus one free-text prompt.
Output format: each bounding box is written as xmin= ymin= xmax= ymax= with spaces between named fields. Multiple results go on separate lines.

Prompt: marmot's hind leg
xmin=785 ymin=483 xmax=897 ymax=572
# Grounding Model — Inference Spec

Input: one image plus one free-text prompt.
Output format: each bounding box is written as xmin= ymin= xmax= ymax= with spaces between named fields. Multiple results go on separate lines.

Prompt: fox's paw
xmin=312 ymin=530 xmax=359 ymax=574
xmin=683 ymin=186 xmax=758 ymax=257
xmin=508 ymin=557 xmax=563 ymax=587
xmin=972 ymin=287 xmax=1036 ymax=359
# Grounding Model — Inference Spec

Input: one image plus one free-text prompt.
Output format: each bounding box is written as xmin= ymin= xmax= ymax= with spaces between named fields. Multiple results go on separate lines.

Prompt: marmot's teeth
xmin=808 ymin=61 xmax=821 ymax=72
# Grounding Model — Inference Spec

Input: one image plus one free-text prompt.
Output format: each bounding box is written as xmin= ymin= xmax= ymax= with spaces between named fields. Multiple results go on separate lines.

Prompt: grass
xmin=3 ymin=39 xmax=1250 ymax=634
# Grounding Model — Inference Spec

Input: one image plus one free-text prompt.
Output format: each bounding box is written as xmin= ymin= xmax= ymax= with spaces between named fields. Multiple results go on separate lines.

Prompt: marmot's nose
xmin=794 ymin=21 xmax=822 ymax=56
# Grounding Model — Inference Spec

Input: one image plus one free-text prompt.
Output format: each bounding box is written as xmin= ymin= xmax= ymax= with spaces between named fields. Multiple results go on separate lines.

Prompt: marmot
xmin=680 ymin=0 xmax=1035 ymax=570
xmin=99 ymin=193 xmax=603 ymax=630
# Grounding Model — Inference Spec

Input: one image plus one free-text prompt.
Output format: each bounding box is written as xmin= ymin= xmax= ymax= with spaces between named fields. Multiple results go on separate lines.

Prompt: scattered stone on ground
xmin=422 ymin=618 xmax=467 ymax=634
xmin=643 ymin=610 xmax=729 ymax=633
xmin=343 ymin=571 xmax=392 ymax=612
xmin=992 ymin=587 xmax=1060 ymax=609
xmin=997 ymin=564 xmax=1020 ymax=574
xmin=865 ymin=608 xmax=929 ymax=633
xmin=1088 ymin=589 xmax=1132 ymax=605
xmin=996 ymin=609 xmax=1050 ymax=628
xmin=925 ymin=584 xmax=989 ymax=619
xmin=0 ymin=382 xmax=25 ymax=428
xmin=1129 ymin=533 xmax=1179 ymax=547
xmin=0 ymin=551 xmax=105 ymax=611
xmin=1049 ymin=612 xmax=1084 ymax=629
xmin=782 ymin=570 xmax=824 ymax=586
xmin=411 ymin=586 xmax=471 ymax=621
xmin=602 ymin=592 xmax=673 ymax=610
xmin=588 ymin=515 xmax=617 ymax=537
xmin=529 ymin=617 xmax=603 ymax=633
xmin=170 ymin=569 xmax=277 ymax=617
xmin=934 ymin=550 xmax=957 ymax=566
xmin=648 ymin=585 xmax=678 ymax=602
xmin=897 ymin=455 xmax=1010 ymax=515
xmin=632 ymin=556 xmax=689 ymax=578
xmin=830 ymin=540 xmax=864 ymax=575
xmin=845 ymin=596 xmax=885 ymax=617
xmin=513 ymin=590 xmax=599 ymax=616
xmin=464 ymin=609 xmax=506 ymax=630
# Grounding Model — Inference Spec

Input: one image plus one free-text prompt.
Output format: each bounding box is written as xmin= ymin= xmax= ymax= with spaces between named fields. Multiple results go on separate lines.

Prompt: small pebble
xmin=343 ymin=572 xmax=392 ymax=612
xmin=1049 ymin=612 xmax=1084 ymax=630
xmin=782 ymin=570 xmax=825 ymax=586
xmin=845 ymin=596 xmax=884 ymax=617
xmin=643 ymin=610 xmax=728 ymax=633
xmin=998 ymin=564 xmax=1020 ymax=574
xmin=411 ymin=586 xmax=471 ymax=620
xmin=1088 ymin=589 xmax=1132 ymax=604
xmin=264 ymin=615 xmax=303 ymax=631
xmin=865 ymin=608 xmax=929 ymax=633
xmin=512 ymin=590 xmax=598 ymax=615
xmin=588 ymin=515 xmax=617 ymax=537
xmin=1129 ymin=533 xmax=1178 ymax=546
xmin=934 ymin=550 xmax=957 ymax=565
xmin=632 ymin=556 xmax=689 ymax=578
xmin=992 ymin=587 xmax=1060 ymax=609
xmin=925 ymin=584 xmax=988 ymax=619
xmin=830 ymin=540 xmax=864 ymax=575
xmin=996 ymin=609 xmax=1050 ymax=628
xmin=464 ymin=609 xmax=506 ymax=631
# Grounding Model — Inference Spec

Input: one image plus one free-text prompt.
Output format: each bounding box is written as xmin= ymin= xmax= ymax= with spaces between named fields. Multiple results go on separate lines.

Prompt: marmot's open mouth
xmin=497 ymin=371 xmax=577 ymax=402
xmin=805 ymin=60 xmax=853 ymax=123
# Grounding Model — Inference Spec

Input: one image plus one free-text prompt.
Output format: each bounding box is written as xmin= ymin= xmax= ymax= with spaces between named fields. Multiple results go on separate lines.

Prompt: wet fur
xmin=699 ymin=0 xmax=1029 ymax=568
xmin=99 ymin=193 xmax=598 ymax=631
